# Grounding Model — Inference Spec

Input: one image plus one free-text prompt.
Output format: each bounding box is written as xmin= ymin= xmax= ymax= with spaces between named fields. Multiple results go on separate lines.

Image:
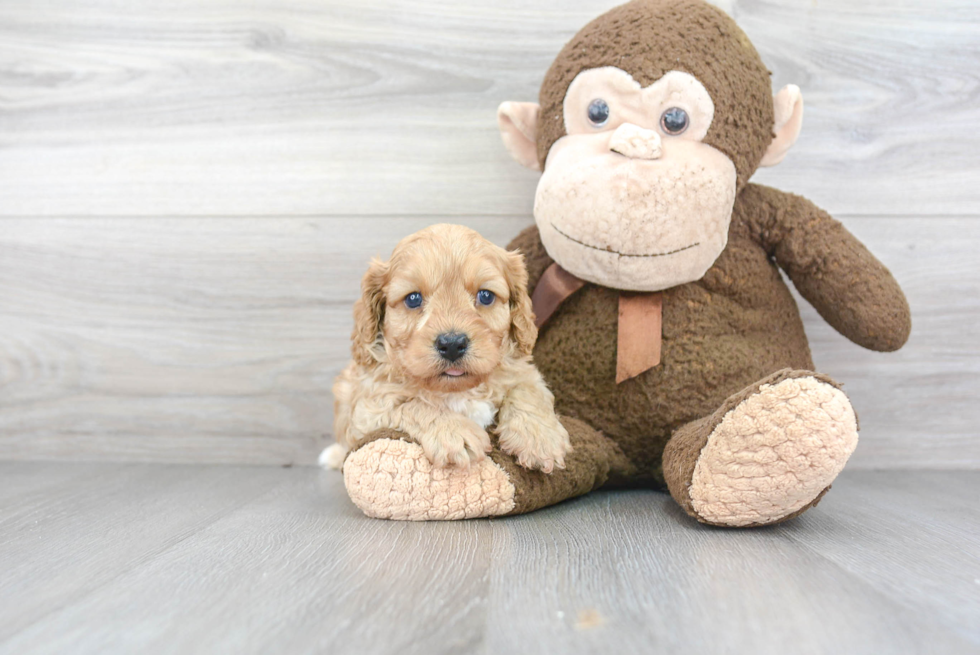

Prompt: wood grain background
xmin=1 ymin=0 xmax=977 ymax=467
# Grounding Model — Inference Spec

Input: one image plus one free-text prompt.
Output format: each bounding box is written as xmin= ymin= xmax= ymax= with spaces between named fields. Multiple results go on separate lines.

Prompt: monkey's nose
xmin=435 ymin=332 xmax=469 ymax=362
xmin=609 ymin=123 xmax=662 ymax=160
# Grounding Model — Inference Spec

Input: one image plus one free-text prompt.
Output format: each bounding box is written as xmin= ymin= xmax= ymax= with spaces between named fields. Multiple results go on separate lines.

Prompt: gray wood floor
xmin=1 ymin=464 xmax=977 ymax=654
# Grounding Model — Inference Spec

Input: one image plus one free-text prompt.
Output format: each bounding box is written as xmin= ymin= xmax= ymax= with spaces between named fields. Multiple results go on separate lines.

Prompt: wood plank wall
xmin=1 ymin=0 xmax=977 ymax=467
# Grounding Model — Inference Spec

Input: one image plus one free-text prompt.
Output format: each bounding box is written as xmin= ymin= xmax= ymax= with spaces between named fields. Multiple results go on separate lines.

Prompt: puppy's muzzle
xmin=435 ymin=332 xmax=469 ymax=362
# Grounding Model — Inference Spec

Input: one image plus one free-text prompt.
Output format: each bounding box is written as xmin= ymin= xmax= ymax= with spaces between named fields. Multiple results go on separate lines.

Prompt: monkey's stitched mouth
xmin=550 ymin=223 xmax=699 ymax=258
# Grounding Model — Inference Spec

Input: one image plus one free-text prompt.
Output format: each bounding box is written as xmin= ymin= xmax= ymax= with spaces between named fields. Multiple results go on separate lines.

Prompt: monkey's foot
xmin=342 ymin=432 xmax=516 ymax=520
xmin=665 ymin=370 xmax=858 ymax=527
xmin=341 ymin=420 xmax=629 ymax=521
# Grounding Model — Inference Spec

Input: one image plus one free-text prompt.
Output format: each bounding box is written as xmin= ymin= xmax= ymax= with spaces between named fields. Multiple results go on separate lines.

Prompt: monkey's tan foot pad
xmin=688 ymin=375 xmax=858 ymax=527
xmin=343 ymin=438 xmax=516 ymax=520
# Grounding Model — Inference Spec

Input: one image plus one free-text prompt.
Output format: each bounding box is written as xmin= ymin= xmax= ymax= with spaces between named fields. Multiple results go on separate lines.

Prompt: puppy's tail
xmin=318 ymin=443 xmax=348 ymax=470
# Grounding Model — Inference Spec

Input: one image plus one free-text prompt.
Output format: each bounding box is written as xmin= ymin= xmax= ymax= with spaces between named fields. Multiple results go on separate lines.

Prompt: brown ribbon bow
xmin=531 ymin=263 xmax=662 ymax=384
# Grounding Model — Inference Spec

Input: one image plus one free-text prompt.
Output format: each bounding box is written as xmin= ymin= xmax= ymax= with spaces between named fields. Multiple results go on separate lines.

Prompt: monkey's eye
xmin=404 ymin=292 xmax=423 ymax=309
xmin=476 ymin=289 xmax=496 ymax=306
xmin=660 ymin=107 xmax=689 ymax=135
xmin=587 ymin=99 xmax=610 ymax=127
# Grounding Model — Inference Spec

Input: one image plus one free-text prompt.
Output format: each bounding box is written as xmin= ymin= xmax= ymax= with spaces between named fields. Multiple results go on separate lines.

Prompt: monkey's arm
xmin=744 ymin=183 xmax=911 ymax=352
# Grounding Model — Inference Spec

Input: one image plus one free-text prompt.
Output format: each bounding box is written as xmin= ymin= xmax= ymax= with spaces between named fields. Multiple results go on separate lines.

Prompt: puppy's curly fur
xmin=323 ymin=224 xmax=571 ymax=473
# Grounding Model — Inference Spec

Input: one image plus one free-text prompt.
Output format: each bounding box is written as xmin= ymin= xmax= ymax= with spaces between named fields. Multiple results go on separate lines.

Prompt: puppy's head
xmin=351 ymin=224 xmax=536 ymax=392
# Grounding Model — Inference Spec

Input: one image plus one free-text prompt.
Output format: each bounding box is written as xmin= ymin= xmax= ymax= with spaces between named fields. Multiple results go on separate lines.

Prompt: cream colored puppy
xmin=321 ymin=224 xmax=570 ymax=473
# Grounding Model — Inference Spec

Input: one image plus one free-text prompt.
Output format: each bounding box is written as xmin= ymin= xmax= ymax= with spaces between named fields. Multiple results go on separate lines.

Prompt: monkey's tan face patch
xmin=535 ymin=67 xmax=737 ymax=292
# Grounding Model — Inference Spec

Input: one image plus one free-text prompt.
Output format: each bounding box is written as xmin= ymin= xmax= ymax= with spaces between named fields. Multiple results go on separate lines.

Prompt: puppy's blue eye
xmin=587 ymin=99 xmax=610 ymax=126
xmin=477 ymin=289 xmax=495 ymax=306
xmin=404 ymin=292 xmax=423 ymax=309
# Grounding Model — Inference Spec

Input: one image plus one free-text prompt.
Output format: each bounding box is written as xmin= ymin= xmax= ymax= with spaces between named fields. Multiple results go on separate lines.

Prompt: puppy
xmin=321 ymin=224 xmax=570 ymax=473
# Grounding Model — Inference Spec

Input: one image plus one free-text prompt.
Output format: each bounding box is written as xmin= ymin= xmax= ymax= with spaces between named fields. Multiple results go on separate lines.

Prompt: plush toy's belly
xmin=532 ymin=237 xmax=814 ymax=486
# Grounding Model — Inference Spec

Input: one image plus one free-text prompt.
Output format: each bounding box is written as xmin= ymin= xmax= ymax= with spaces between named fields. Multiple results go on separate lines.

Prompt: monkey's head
xmin=498 ymin=0 xmax=804 ymax=291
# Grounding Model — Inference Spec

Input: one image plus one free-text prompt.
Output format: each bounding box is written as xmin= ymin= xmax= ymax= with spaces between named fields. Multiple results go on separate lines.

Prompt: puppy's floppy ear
xmin=504 ymin=250 xmax=538 ymax=356
xmin=351 ymin=257 xmax=389 ymax=366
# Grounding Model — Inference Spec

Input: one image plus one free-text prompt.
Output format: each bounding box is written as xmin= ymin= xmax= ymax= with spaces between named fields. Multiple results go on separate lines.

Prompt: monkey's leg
xmin=663 ymin=369 xmax=858 ymax=527
xmin=340 ymin=417 xmax=632 ymax=521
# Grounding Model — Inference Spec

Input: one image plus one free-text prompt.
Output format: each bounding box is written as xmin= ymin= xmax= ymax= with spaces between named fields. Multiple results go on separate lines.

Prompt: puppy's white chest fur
xmin=445 ymin=395 xmax=497 ymax=429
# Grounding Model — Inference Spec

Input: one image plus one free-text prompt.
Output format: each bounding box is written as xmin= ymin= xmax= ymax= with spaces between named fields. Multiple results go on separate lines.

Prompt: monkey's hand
xmin=746 ymin=183 xmax=911 ymax=352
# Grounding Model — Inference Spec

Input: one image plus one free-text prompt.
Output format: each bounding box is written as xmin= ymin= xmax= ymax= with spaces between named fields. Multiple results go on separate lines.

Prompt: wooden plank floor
xmin=1 ymin=464 xmax=977 ymax=654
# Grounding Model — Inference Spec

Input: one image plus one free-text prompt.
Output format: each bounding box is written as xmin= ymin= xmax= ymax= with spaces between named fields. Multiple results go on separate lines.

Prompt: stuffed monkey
xmin=339 ymin=0 xmax=910 ymax=526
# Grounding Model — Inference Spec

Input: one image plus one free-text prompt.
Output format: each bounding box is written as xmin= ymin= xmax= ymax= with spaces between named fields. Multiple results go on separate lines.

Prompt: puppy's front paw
xmin=497 ymin=414 xmax=571 ymax=474
xmin=417 ymin=416 xmax=492 ymax=469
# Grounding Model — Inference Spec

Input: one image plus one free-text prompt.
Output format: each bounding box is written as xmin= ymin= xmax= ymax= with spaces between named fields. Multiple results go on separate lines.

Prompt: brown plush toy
xmin=339 ymin=0 xmax=911 ymax=526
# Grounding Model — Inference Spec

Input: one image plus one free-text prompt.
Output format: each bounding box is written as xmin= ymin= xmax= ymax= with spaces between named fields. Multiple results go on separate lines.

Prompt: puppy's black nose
xmin=435 ymin=332 xmax=469 ymax=362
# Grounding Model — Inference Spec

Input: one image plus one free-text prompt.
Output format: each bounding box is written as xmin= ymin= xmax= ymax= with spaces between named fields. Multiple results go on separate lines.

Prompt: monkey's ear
xmin=497 ymin=102 xmax=542 ymax=172
xmin=760 ymin=85 xmax=804 ymax=168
